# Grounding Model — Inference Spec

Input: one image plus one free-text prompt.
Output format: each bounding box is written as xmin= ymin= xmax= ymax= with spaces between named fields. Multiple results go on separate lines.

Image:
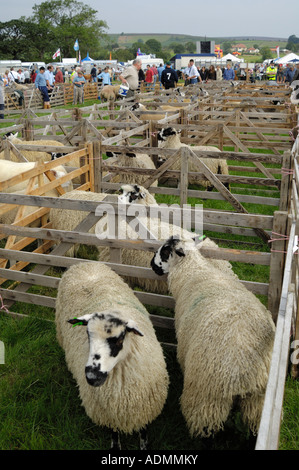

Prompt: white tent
xmin=274 ymin=53 xmax=299 ymax=65
xmin=222 ymin=53 xmax=242 ymax=63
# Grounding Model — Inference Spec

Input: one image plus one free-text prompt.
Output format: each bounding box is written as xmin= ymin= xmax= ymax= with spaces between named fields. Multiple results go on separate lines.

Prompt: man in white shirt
xmin=44 ymin=65 xmax=55 ymax=89
xmin=8 ymin=68 xmax=19 ymax=83
xmin=183 ymin=59 xmax=200 ymax=85
xmin=119 ymin=59 xmax=142 ymax=98
xmin=17 ymin=69 xmax=25 ymax=83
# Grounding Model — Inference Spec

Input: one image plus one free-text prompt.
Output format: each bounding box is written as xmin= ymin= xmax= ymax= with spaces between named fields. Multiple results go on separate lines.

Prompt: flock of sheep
xmin=0 ymin=83 xmax=278 ymax=451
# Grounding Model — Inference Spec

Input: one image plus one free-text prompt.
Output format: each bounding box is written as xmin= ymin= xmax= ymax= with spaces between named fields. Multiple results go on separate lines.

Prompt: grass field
xmin=0 ymin=98 xmax=298 ymax=450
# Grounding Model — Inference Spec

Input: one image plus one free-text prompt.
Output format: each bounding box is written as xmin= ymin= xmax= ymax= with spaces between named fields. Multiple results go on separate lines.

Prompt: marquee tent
xmin=274 ymin=53 xmax=299 ymax=65
xmin=82 ymin=53 xmax=94 ymax=62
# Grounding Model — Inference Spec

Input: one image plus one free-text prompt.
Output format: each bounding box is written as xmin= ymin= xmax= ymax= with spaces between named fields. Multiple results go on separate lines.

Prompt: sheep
xmin=49 ymin=189 xmax=119 ymax=257
xmin=105 ymin=150 xmax=158 ymax=187
xmin=157 ymin=126 xmax=229 ymax=189
xmin=0 ymin=159 xmax=73 ymax=194
xmin=150 ymin=236 xmax=275 ymax=438
xmin=99 ymin=85 xmax=121 ymax=103
xmin=129 ymin=102 xmax=182 ymax=122
xmin=0 ymin=133 xmax=65 ymax=164
xmin=96 ymin=184 xmax=238 ymax=294
xmin=290 ymin=80 xmax=299 ymax=105
xmin=55 ymin=262 xmax=169 ymax=449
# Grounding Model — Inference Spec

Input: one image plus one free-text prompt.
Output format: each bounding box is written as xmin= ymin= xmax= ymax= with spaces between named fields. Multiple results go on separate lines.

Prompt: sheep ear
xmin=126 ymin=152 xmax=136 ymax=158
xmin=68 ymin=313 xmax=93 ymax=326
xmin=126 ymin=320 xmax=144 ymax=336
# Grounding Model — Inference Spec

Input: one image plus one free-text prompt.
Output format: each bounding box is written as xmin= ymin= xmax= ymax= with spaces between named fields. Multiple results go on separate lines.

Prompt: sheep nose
xmin=85 ymin=367 xmax=108 ymax=387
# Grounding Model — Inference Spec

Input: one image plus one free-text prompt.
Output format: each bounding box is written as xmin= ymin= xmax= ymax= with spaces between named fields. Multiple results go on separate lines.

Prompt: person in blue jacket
xmin=223 ymin=63 xmax=235 ymax=81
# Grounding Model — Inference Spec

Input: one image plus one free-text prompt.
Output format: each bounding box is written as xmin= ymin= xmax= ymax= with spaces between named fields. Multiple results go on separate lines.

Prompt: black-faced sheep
xmin=151 ymin=236 xmax=275 ymax=438
xmin=157 ymin=127 xmax=229 ymax=189
xmin=55 ymin=262 xmax=169 ymax=449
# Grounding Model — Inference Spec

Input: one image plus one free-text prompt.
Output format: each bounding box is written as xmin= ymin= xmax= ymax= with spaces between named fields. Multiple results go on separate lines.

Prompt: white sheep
xmin=157 ymin=126 xmax=229 ymax=189
xmin=0 ymin=133 xmax=66 ymax=164
xmin=96 ymin=184 xmax=237 ymax=294
xmin=49 ymin=189 xmax=119 ymax=257
xmin=0 ymin=159 xmax=72 ymax=194
xmin=129 ymin=102 xmax=181 ymax=122
xmin=106 ymin=150 xmax=158 ymax=188
xmin=99 ymin=85 xmax=121 ymax=103
xmin=151 ymin=236 xmax=275 ymax=438
xmin=55 ymin=261 xmax=169 ymax=449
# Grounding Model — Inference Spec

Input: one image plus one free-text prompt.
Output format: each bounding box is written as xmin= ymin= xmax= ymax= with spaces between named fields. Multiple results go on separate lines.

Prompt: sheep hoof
xmin=139 ymin=428 xmax=149 ymax=450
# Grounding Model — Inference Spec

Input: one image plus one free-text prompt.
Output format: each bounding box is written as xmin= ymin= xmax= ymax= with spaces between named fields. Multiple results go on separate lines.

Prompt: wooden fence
xmin=0 ymin=81 xmax=298 ymax=449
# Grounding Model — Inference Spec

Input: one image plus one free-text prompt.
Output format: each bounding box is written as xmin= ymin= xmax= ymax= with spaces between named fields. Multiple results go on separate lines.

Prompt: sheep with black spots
xmin=55 ymin=262 xmax=169 ymax=449
xmin=96 ymin=184 xmax=238 ymax=294
xmin=151 ymin=236 xmax=275 ymax=438
xmin=157 ymin=127 xmax=229 ymax=189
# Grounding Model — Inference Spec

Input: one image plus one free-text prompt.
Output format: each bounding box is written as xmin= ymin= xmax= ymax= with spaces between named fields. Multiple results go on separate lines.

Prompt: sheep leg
xmin=239 ymin=392 xmax=265 ymax=435
xmin=111 ymin=430 xmax=121 ymax=450
xmin=139 ymin=427 xmax=148 ymax=450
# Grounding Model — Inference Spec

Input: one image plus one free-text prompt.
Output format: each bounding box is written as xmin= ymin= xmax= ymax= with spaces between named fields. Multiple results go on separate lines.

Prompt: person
xmin=138 ymin=67 xmax=145 ymax=90
xmin=266 ymin=61 xmax=277 ymax=82
xmin=24 ymin=69 xmax=30 ymax=84
xmin=0 ymin=76 xmax=4 ymax=119
xmin=119 ymin=59 xmax=142 ymax=98
xmin=199 ymin=66 xmax=207 ymax=82
xmin=216 ymin=65 xmax=223 ymax=81
xmin=145 ymin=64 xmax=154 ymax=91
xmin=8 ymin=68 xmax=19 ymax=83
xmin=97 ymin=66 xmax=111 ymax=86
xmin=30 ymin=68 xmax=37 ymax=83
xmin=90 ymin=64 xmax=97 ymax=83
xmin=35 ymin=66 xmax=51 ymax=109
xmin=72 ymin=70 xmax=86 ymax=105
xmin=44 ymin=65 xmax=55 ymax=98
xmin=284 ymin=64 xmax=295 ymax=84
xmin=2 ymin=70 xmax=9 ymax=86
xmin=17 ymin=69 xmax=25 ymax=83
xmin=161 ymin=61 xmax=178 ymax=90
xmin=207 ymin=65 xmax=216 ymax=80
xmin=157 ymin=63 xmax=165 ymax=89
xmin=223 ymin=63 xmax=235 ymax=81
xmin=291 ymin=63 xmax=299 ymax=83
xmin=183 ymin=59 xmax=200 ymax=85
xmin=55 ymin=66 xmax=64 ymax=84
xmin=276 ymin=64 xmax=284 ymax=84
xmin=151 ymin=64 xmax=158 ymax=89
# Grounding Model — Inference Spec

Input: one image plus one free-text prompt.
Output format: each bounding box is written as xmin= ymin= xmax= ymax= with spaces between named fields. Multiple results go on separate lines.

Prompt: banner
xmin=78 ymin=50 xmax=81 ymax=64
xmin=276 ymin=46 xmax=280 ymax=58
xmin=74 ymin=39 xmax=79 ymax=51
xmin=52 ymin=48 xmax=61 ymax=60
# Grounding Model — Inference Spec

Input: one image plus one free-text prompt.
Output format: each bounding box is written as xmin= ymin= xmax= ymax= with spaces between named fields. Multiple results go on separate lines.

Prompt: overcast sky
xmin=1 ymin=0 xmax=298 ymax=39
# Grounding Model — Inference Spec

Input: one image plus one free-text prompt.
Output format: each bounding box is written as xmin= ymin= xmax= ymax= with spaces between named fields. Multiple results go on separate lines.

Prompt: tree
xmin=169 ymin=43 xmax=185 ymax=54
xmin=222 ymin=41 xmax=233 ymax=55
xmin=185 ymin=41 xmax=196 ymax=53
xmin=286 ymin=35 xmax=299 ymax=52
xmin=260 ymin=46 xmax=273 ymax=61
xmin=30 ymin=0 xmax=108 ymax=58
xmin=145 ymin=39 xmax=162 ymax=55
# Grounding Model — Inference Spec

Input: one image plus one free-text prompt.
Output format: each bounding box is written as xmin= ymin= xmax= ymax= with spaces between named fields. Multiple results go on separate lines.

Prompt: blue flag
xmin=74 ymin=39 xmax=79 ymax=51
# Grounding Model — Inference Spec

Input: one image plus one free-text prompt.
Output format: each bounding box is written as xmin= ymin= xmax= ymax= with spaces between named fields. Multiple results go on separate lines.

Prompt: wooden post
xmin=93 ymin=140 xmax=102 ymax=193
xmin=150 ymin=120 xmax=158 ymax=167
xmin=23 ymin=119 xmax=34 ymax=141
xmin=268 ymin=210 xmax=289 ymax=321
xmin=180 ymin=148 xmax=188 ymax=207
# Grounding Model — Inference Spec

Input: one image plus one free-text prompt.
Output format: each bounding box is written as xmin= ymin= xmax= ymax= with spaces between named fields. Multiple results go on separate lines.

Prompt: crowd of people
xmin=1 ymin=56 xmax=299 ymax=115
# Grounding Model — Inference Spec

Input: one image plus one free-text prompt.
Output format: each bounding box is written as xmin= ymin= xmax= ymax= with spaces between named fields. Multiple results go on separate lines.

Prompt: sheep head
xmin=68 ymin=310 xmax=143 ymax=387
xmin=118 ymin=184 xmax=148 ymax=204
xmin=151 ymin=236 xmax=196 ymax=275
xmin=157 ymin=127 xmax=180 ymax=142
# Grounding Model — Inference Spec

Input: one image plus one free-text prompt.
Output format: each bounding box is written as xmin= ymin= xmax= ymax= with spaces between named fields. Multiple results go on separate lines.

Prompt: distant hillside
xmin=108 ymin=33 xmax=288 ymax=48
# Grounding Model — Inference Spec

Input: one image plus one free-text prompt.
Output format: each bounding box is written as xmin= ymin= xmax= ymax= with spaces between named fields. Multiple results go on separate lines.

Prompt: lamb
xmin=96 ymin=184 xmax=238 ymax=294
xmin=49 ymin=189 xmax=119 ymax=257
xmin=157 ymin=126 xmax=229 ymax=189
xmin=129 ymin=102 xmax=181 ymax=122
xmin=99 ymin=85 xmax=121 ymax=103
xmin=151 ymin=236 xmax=275 ymax=438
xmin=0 ymin=133 xmax=65 ymax=164
xmin=106 ymin=150 xmax=158 ymax=187
xmin=290 ymin=80 xmax=299 ymax=105
xmin=55 ymin=262 xmax=169 ymax=449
